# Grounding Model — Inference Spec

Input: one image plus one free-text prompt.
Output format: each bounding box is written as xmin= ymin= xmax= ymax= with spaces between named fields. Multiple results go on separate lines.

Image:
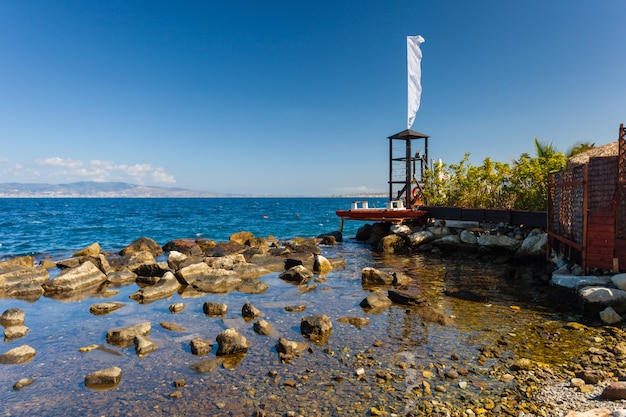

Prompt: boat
xmin=335 ymin=200 xmax=428 ymax=223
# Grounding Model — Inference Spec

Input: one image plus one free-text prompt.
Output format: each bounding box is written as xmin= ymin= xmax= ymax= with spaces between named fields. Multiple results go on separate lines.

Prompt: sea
xmin=0 ymin=198 xmax=584 ymax=416
xmin=0 ymin=197 xmax=376 ymax=260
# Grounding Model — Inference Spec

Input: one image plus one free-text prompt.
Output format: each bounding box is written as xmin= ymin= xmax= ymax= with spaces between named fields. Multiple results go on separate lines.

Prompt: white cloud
xmin=25 ymin=157 xmax=176 ymax=185
xmin=36 ymin=157 xmax=83 ymax=169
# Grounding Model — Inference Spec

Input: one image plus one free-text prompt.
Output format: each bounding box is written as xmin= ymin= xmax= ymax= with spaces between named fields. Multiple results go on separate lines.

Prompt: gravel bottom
xmin=522 ymin=381 xmax=626 ymax=417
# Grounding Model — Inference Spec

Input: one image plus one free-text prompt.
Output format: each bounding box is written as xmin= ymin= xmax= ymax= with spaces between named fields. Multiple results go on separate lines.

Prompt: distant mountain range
xmin=0 ymin=182 xmax=230 ymax=198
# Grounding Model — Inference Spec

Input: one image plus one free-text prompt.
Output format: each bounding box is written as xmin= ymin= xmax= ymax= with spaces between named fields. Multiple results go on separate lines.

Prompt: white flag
xmin=407 ymin=35 xmax=425 ymax=129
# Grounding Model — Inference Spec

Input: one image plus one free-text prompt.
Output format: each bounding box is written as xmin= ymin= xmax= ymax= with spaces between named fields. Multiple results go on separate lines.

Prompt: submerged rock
xmin=89 ymin=302 xmax=125 ymax=316
xmin=13 ymin=377 xmax=35 ymax=390
xmin=84 ymin=366 xmax=122 ymax=389
xmin=0 ymin=345 xmax=36 ymax=364
xmin=106 ymin=322 xmax=151 ymax=347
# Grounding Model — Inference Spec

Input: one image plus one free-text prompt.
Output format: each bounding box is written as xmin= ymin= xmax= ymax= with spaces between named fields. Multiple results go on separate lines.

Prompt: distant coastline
xmin=0 ymin=181 xmax=386 ymax=198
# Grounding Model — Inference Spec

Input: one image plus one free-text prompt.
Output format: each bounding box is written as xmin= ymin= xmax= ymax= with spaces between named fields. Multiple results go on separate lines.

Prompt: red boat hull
xmin=335 ymin=208 xmax=428 ymax=222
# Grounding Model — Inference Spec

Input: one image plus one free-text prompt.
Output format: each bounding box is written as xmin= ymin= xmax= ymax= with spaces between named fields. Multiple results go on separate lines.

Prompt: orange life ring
xmin=412 ymin=186 xmax=421 ymax=198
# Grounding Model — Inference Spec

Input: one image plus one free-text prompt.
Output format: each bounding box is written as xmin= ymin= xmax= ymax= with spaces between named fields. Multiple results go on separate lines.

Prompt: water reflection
xmin=0 ymin=242 xmax=590 ymax=416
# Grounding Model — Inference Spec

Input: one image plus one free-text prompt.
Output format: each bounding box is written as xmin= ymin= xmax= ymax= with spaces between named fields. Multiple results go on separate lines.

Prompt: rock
xmin=0 ymin=266 xmax=49 ymax=294
xmin=236 ymin=279 xmax=269 ymax=294
xmin=300 ymin=314 xmax=332 ymax=343
xmin=416 ymin=305 xmax=453 ymax=325
xmin=279 ymin=265 xmax=314 ymax=284
xmin=232 ymin=263 xmax=270 ymax=279
xmin=131 ymin=261 xmax=170 ymax=278
xmin=601 ymin=381 xmax=626 ymax=400
xmin=203 ymin=302 xmax=228 ymax=316
xmin=216 ymin=328 xmax=249 ymax=355
xmin=459 ymin=230 xmax=478 ymax=245
xmin=193 ymin=274 xmax=242 ymax=293
xmin=0 ymin=256 xmax=34 ymax=272
xmin=378 ymin=234 xmax=407 ymax=253
xmin=230 ymin=231 xmax=255 ymax=245
xmin=388 ymin=289 xmax=428 ymax=306
xmin=13 ymin=377 xmax=35 ymax=390
xmin=393 ymin=272 xmax=412 ymax=286
xmin=106 ymin=322 xmax=151 ymax=347
xmin=360 ymin=291 xmax=392 ymax=311
xmin=89 ymin=302 xmax=125 ymax=316
xmin=119 ymin=237 xmax=163 ymax=257
xmin=134 ymin=335 xmax=158 ymax=357
xmin=390 ymin=224 xmax=412 ymax=237
xmin=477 ymin=234 xmax=521 ymax=252
xmin=73 ymin=242 xmax=102 ymax=257
xmin=205 ymin=254 xmax=245 ymax=270
xmin=580 ymin=286 xmax=626 ymax=315
xmin=253 ymin=319 xmax=272 ymax=335
xmin=160 ymin=322 xmax=186 ymax=331
xmin=0 ymin=345 xmax=36 ymax=364
xmin=106 ymin=270 xmax=137 ymax=286
xmin=284 ymin=305 xmax=307 ymax=312
xmin=84 ymin=366 xmax=122 ymax=389
xmin=42 ymin=261 xmax=106 ymax=293
xmin=129 ymin=271 xmax=181 ymax=303
xmin=204 ymin=241 xmax=247 ymax=257
xmin=0 ymin=307 xmax=25 ymax=327
xmin=175 ymin=262 xmax=213 ymax=286
xmin=276 ymin=337 xmax=309 ymax=363
xmin=242 ymin=302 xmax=262 ymax=319
xmin=515 ymin=232 xmax=547 ymax=258
xmin=169 ymin=302 xmax=185 ymax=313
xmin=511 ymin=358 xmax=533 ymax=371
xmin=190 ymin=338 xmax=213 ymax=356
xmin=162 ymin=239 xmax=203 ymax=256
xmin=361 ymin=267 xmax=394 ymax=287
xmin=337 ymin=317 xmax=371 ymax=328
xmin=190 ymin=358 xmax=221 ymax=374
xmin=408 ymin=230 xmax=435 ymax=247
xmin=612 ymin=273 xmax=626 ymax=291
xmin=313 ymin=255 xmax=333 ymax=274
xmin=4 ymin=325 xmax=29 ymax=340
xmin=551 ymin=274 xmax=612 ymax=291
xmin=600 ymin=306 xmax=623 ymax=324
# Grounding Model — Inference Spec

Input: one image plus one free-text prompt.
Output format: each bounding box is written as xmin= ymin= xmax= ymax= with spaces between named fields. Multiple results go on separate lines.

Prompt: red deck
xmin=335 ymin=208 xmax=428 ymax=222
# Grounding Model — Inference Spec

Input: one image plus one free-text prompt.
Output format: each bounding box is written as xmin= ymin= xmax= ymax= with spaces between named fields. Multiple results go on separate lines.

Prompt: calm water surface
xmin=0 ymin=198 xmax=587 ymax=416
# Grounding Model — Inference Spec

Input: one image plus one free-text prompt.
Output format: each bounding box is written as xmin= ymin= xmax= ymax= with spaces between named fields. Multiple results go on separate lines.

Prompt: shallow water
xmin=0 ymin=199 xmax=593 ymax=416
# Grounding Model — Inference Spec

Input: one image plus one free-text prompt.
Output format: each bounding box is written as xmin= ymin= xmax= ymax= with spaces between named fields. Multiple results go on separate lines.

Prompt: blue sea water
xmin=0 ymin=197 xmax=381 ymax=259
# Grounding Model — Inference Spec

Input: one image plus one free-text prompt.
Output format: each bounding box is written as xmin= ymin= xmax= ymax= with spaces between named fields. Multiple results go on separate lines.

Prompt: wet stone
xmin=0 ymin=308 xmax=25 ymax=327
xmin=0 ymin=345 xmax=36 ymax=364
xmin=84 ymin=366 xmax=122 ymax=390
xmin=190 ymin=338 xmax=213 ymax=356
xmin=13 ymin=377 xmax=35 ymax=390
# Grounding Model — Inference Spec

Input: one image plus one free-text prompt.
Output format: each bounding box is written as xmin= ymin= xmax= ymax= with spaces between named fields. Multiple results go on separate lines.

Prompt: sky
xmin=1 ymin=1 xmax=625 ymax=196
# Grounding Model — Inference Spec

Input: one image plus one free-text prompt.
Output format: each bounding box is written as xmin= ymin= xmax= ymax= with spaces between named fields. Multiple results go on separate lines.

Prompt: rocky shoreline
xmin=2 ymin=221 xmax=626 ymax=416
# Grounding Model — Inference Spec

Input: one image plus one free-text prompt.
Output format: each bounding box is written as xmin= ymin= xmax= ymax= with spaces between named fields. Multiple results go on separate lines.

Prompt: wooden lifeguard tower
xmin=388 ymin=129 xmax=429 ymax=209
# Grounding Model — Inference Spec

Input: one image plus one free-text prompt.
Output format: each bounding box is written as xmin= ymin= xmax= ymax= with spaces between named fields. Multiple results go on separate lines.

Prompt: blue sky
xmin=1 ymin=1 xmax=625 ymax=196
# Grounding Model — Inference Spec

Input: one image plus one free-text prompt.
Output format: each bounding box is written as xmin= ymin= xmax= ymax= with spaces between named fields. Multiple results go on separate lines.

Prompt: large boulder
xmin=229 ymin=231 xmax=254 ymax=245
xmin=175 ymin=262 xmax=213 ymax=286
xmin=580 ymin=286 xmax=626 ymax=316
xmin=515 ymin=231 xmax=548 ymax=258
xmin=0 ymin=266 xmax=49 ymax=294
xmin=216 ymin=328 xmax=249 ymax=355
xmin=0 ymin=256 xmax=34 ymax=273
xmin=119 ymin=237 xmax=163 ymax=257
xmin=42 ymin=261 xmax=106 ymax=294
xmin=129 ymin=272 xmax=181 ymax=303
xmin=279 ymin=265 xmax=314 ymax=284
xmin=193 ymin=273 xmax=242 ymax=293
xmin=300 ymin=315 xmax=332 ymax=343
xmin=73 ymin=242 xmax=102 ymax=257
xmin=162 ymin=239 xmax=203 ymax=256
xmin=378 ymin=234 xmax=407 ymax=253
xmin=408 ymin=230 xmax=435 ymax=248
xmin=477 ymin=234 xmax=521 ymax=252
